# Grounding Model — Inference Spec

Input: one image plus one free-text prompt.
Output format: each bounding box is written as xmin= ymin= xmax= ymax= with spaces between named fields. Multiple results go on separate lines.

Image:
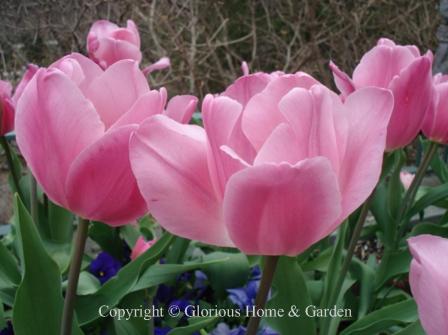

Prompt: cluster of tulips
xmin=1 ymin=18 xmax=448 ymax=335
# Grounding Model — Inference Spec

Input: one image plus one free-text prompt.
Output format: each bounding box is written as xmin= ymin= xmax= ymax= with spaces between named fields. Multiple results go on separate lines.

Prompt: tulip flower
xmin=15 ymin=53 xmax=197 ymax=225
xmin=0 ymin=65 xmax=37 ymax=136
xmin=422 ymin=73 xmax=448 ymax=143
xmin=400 ymin=171 xmax=415 ymax=190
xmin=87 ymin=19 xmax=142 ymax=69
xmin=408 ymin=234 xmax=448 ymax=335
xmin=130 ymin=237 xmax=156 ymax=260
xmin=130 ymin=71 xmax=393 ymax=255
xmin=330 ymin=38 xmax=433 ymax=151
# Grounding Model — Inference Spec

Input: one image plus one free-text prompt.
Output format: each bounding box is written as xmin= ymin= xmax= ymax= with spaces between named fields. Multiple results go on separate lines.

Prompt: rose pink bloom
xmin=330 ymin=38 xmax=433 ymax=151
xmin=130 ymin=71 xmax=393 ymax=255
xmin=87 ymin=19 xmax=142 ymax=69
xmin=0 ymin=65 xmax=38 ymax=135
xmin=130 ymin=237 xmax=156 ymax=260
xmin=15 ymin=53 xmax=197 ymax=226
xmin=408 ymin=234 xmax=448 ymax=335
xmin=400 ymin=171 xmax=415 ymax=190
xmin=422 ymin=73 xmax=448 ymax=143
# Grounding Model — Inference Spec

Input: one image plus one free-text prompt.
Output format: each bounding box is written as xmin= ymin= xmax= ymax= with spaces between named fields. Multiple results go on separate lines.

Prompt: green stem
xmin=394 ymin=141 xmax=438 ymax=247
xmin=0 ymin=136 xmax=24 ymax=200
xmin=60 ymin=218 xmax=89 ymax=335
xmin=30 ymin=175 xmax=38 ymax=224
xmin=246 ymin=256 xmax=279 ymax=335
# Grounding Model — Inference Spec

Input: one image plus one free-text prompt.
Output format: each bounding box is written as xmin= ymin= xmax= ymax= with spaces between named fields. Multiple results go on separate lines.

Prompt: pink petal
xmin=131 ymin=237 xmax=155 ymax=260
xmin=163 ymin=94 xmax=198 ymax=124
xmin=88 ymin=20 xmax=120 ymax=38
xmin=12 ymin=64 xmax=39 ymax=105
xmin=142 ymin=57 xmax=171 ymax=75
xmin=223 ymin=158 xmax=342 ymax=256
xmin=130 ymin=115 xmax=232 ymax=247
xmin=110 ymin=89 xmax=166 ymax=130
xmin=241 ymin=61 xmax=249 ymax=76
xmin=66 ymin=125 xmax=147 ymax=225
xmin=352 ymin=44 xmax=418 ymax=88
xmin=386 ymin=56 xmax=432 ymax=150
xmin=422 ymin=82 xmax=448 ymax=143
xmin=202 ymin=95 xmax=243 ymax=198
xmin=15 ymin=69 xmax=105 ymax=207
xmin=408 ymin=235 xmax=448 ymax=335
xmin=329 ymin=61 xmax=355 ymax=96
xmin=221 ymin=72 xmax=272 ymax=107
xmin=0 ymin=95 xmax=14 ymax=135
xmin=126 ymin=20 xmax=141 ymax=46
xmin=336 ymin=87 xmax=393 ymax=218
xmin=0 ymin=80 xmax=12 ymax=97
xmin=85 ymin=60 xmax=149 ymax=128
xmin=90 ymin=37 xmax=142 ymax=69
xmin=242 ymin=74 xmax=319 ymax=150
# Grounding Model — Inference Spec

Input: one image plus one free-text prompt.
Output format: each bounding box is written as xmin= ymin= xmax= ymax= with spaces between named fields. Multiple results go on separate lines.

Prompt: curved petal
xmin=12 ymin=64 xmax=39 ymax=105
xmin=408 ymin=235 xmax=448 ymax=335
xmin=143 ymin=57 xmax=171 ymax=75
xmin=386 ymin=56 xmax=432 ymax=150
xmin=329 ymin=61 xmax=355 ymax=97
xmin=336 ymin=87 xmax=393 ymax=218
xmin=202 ymin=94 xmax=243 ymax=198
xmin=163 ymin=94 xmax=198 ymax=124
xmin=422 ymin=82 xmax=448 ymax=143
xmin=15 ymin=69 xmax=105 ymax=206
xmin=242 ymin=74 xmax=319 ymax=150
xmin=129 ymin=115 xmax=232 ymax=247
xmin=88 ymin=20 xmax=120 ymax=38
xmin=110 ymin=89 xmax=166 ymax=130
xmin=85 ymin=60 xmax=149 ymax=128
xmin=353 ymin=44 xmax=417 ymax=88
xmin=223 ymin=158 xmax=342 ymax=256
xmin=0 ymin=97 xmax=14 ymax=135
xmin=222 ymin=73 xmax=272 ymax=107
xmin=90 ymin=37 xmax=142 ymax=69
xmin=66 ymin=125 xmax=147 ymax=225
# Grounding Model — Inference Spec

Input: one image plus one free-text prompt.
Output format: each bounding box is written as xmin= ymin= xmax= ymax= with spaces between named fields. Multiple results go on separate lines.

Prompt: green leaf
xmin=0 ymin=298 xmax=5 ymax=330
xmin=90 ymin=221 xmax=125 ymax=260
xmin=202 ymin=252 xmax=249 ymax=296
xmin=410 ymin=222 xmax=448 ymax=238
xmin=47 ymin=202 xmax=74 ymax=243
xmin=0 ymin=240 xmax=21 ymax=287
xmin=266 ymin=257 xmax=316 ymax=335
xmin=408 ymin=183 xmax=448 ymax=219
xmin=370 ymin=181 xmax=394 ymax=248
xmin=132 ymin=258 xmax=227 ymax=292
xmin=165 ymin=237 xmax=190 ymax=264
xmin=375 ymin=248 xmax=411 ymax=289
xmin=395 ymin=320 xmax=425 ymax=335
xmin=168 ymin=316 xmax=219 ymax=335
xmin=12 ymin=195 xmax=83 ymax=335
xmin=75 ymin=232 xmax=175 ymax=325
xmin=76 ymin=272 xmax=101 ymax=295
xmin=340 ymin=299 xmax=418 ymax=335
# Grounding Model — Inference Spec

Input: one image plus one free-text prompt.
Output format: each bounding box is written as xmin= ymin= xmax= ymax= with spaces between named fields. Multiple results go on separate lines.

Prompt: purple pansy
xmin=89 ymin=251 xmax=122 ymax=284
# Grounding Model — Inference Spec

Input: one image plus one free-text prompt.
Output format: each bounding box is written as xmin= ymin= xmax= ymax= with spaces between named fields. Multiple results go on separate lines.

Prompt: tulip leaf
xmin=168 ymin=316 xmax=219 ymax=335
xmin=75 ymin=232 xmax=175 ymax=325
xmin=202 ymin=252 xmax=250 ymax=296
xmin=410 ymin=221 xmax=448 ymax=238
xmin=266 ymin=257 xmax=316 ymax=335
xmin=340 ymin=299 xmax=418 ymax=335
xmin=375 ymin=249 xmax=411 ymax=289
xmin=0 ymin=239 xmax=20 ymax=287
xmin=394 ymin=320 xmax=425 ymax=335
xmin=407 ymin=183 xmax=448 ymax=219
xmin=12 ymin=195 xmax=83 ymax=335
xmin=90 ymin=221 xmax=126 ymax=260
xmin=0 ymin=298 xmax=5 ymax=330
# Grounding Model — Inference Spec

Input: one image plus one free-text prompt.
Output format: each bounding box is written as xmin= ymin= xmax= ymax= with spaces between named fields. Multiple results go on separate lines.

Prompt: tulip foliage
xmin=1 ymin=19 xmax=448 ymax=335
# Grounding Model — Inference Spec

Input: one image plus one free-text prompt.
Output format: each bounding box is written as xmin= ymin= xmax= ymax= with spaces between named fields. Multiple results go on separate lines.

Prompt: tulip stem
xmin=29 ymin=175 xmax=38 ymax=224
xmin=394 ymin=141 xmax=438 ymax=247
xmin=246 ymin=255 xmax=279 ymax=335
xmin=61 ymin=218 xmax=89 ymax=335
xmin=0 ymin=136 xmax=24 ymax=200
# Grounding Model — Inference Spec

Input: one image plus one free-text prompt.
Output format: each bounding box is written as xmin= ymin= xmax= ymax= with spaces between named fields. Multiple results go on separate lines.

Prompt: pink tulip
xmin=15 ymin=53 xmax=197 ymax=226
xmin=400 ymin=171 xmax=415 ymax=190
xmin=408 ymin=234 xmax=448 ymax=335
xmin=87 ymin=19 xmax=142 ymax=69
xmin=330 ymin=38 xmax=433 ymax=151
xmin=130 ymin=71 xmax=393 ymax=255
xmin=130 ymin=237 xmax=156 ymax=260
xmin=0 ymin=65 xmax=38 ymax=136
xmin=422 ymin=73 xmax=448 ymax=143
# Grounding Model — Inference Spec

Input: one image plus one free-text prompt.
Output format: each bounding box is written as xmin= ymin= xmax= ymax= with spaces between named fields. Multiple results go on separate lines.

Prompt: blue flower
xmin=89 ymin=252 xmax=122 ymax=284
xmin=211 ymin=323 xmax=278 ymax=335
xmin=168 ymin=299 xmax=190 ymax=314
xmin=0 ymin=322 xmax=13 ymax=335
xmin=155 ymin=327 xmax=171 ymax=335
xmin=193 ymin=270 xmax=208 ymax=290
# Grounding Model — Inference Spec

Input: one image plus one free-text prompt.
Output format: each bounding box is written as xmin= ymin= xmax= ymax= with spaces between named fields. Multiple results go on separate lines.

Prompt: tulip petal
xmin=12 ymin=64 xmax=39 ymax=105
xmin=222 ymin=73 xmax=271 ymax=107
xmin=66 ymin=125 xmax=147 ymax=225
xmin=242 ymin=73 xmax=319 ymax=150
xmin=408 ymin=235 xmax=448 ymax=335
xmin=224 ymin=157 xmax=341 ymax=256
xmin=110 ymin=90 xmax=166 ymax=130
xmin=15 ymin=69 xmax=105 ymax=206
xmin=329 ymin=61 xmax=355 ymax=96
xmin=422 ymin=82 xmax=448 ymax=142
xmin=142 ymin=57 xmax=171 ymax=75
xmin=336 ymin=87 xmax=393 ymax=218
xmin=163 ymin=95 xmax=198 ymax=124
xmin=386 ymin=56 xmax=432 ymax=149
xmin=130 ymin=115 xmax=232 ymax=246
xmin=85 ymin=60 xmax=149 ymax=128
